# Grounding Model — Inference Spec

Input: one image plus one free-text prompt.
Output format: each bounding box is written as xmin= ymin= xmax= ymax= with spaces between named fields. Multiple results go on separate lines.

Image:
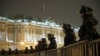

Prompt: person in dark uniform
xmin=47 ymin=34 xmax=57 ymax=49
xmin=41 ymin=38 xmax=48 ymax=50
xmin=62 ymin=23 xmax=76 ymax=46
xmin=78 ymin=5 xmax=100 ymax=41
xmin=1 ymin=48 xmax=5 ymax=55
xmin=15 ymin=48 xmax=18 ymax=54
xmin=8 ymin=48 xmax=12 ymax=55
xmin=35 ymin=40 xmax=43 ymax=52
xmin=30 ymin=46 xmax=35 ymax=53
xmin=24 ymin=47 xmax=29 ymax=54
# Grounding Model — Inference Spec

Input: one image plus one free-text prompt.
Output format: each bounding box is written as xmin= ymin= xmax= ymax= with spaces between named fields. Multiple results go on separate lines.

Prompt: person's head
xmin=62 ymin=23 xmax=71 ymax=30
xmin=80 ymin=5 xmax=93 ymax=14
xmin=80 ymin=5 xmax=87 ymax=14
xmin=9 ymin=48 xmax=11 ymax=51
xmin=30 ymin=46 xmax=33 ymax=49
xmin=15 ymin=49 xmax=18 ymax=51
xmin=80 ymin=5 xmax=93 ymax=18
xmin=38 ymin=40 xmax=42 ymax=45
xmin=2 ymin=48 xmax=5 ymax=51
xmin=25 ymin=47 xmax=28 ymax=51
xmin=47 ymin=34 xmax=55 ymax=40
xmin=42 ymin=38 xmax=46 ymax=43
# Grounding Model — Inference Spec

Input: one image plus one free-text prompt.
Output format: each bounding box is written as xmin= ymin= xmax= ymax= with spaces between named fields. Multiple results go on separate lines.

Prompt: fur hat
xmin=80 ymin=5 xmax=93 ymax=14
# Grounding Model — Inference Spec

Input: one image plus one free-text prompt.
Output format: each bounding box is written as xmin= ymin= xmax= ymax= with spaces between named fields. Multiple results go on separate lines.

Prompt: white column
xmin=14 ymin=26 xmax=17 ymax=49
xmin=5 ymin=24 xmax=8 ymax=42
xmin=42 ymin=27 xmax=45 ymax=38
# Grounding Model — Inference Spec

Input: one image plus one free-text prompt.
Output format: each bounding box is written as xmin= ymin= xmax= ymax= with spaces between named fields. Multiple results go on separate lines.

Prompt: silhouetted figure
xmin=47 ymin=34 xmax=57 ymax=49
xmin=35 ymin=40 xmax=43 ymax=52
xmin=41 ymin=38 xmax=48 ymax=50
xmin=24 ymin=47 xmax=29 ymax=54
xmin=8 ymin=48 xmax=12 ymax=55
xmin=62 ymin=23 xmax=76 ymax=46
xmin=78 ymin=5 xmax=100 ymax=41
xmin=1 ymin=48 xmax=5 ymax=55
xmin=30 ymin=46 xmax=34 ymax=53
xmin=15 ymin=48 xmax=18 ymax=54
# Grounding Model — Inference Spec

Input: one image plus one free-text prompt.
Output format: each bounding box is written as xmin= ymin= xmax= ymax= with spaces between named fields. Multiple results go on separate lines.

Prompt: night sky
xmin=0 ymin=0 xmax=100 ymax=33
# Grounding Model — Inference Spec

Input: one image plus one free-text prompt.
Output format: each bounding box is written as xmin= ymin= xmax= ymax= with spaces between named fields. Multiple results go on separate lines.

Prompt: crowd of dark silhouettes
xmin=0 ymin=34 xmax=57 ymax=55
xmin=0 ymin=5 xmax=100 ymax=55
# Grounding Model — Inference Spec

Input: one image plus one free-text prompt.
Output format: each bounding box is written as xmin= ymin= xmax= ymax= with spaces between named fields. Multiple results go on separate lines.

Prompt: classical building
xmin=0 ymin=16 xmax=64 ymax=50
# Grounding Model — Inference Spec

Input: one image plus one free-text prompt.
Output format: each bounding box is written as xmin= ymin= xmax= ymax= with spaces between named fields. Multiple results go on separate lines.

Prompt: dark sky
xmin=0 ymin=0 xmax=100 ymax=33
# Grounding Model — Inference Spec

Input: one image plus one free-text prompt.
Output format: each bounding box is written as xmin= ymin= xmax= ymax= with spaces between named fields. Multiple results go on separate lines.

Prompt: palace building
xmin=0 ymin=16 xmax=64 ymax=50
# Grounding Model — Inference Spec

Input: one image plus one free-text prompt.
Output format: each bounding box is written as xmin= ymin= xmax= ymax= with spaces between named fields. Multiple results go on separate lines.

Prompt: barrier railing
xmin=40 ymin=51 xmax=46 ymax=56
xmin=47 ymin=49 xmax=57 ymax=56
xmin=57 ymin=48 xmax=63 ymax=56
xmin=0 ymin=39 xmax=100 ymax=56
xmin=62 ymin=40 xmax=89 ymax=56
xmin=89 ymin=39 xmax=100 ymax=56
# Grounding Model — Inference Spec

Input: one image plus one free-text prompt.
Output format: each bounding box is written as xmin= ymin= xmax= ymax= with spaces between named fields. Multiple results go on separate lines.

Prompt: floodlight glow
xmin=45 ymin=20 xmax=50 ymax=25
xmin=24 ymin=19 xmax=28 ymax=22
xmin=0 ymin=16 xmax=8 ymax=21
xmin=31 ymin=21 xmax=36 ymax=24
xmin=37 ymin=22 xmax=43 ymax=25
xmin=20 ymin=42 xmax=24 ymax=45
xmin=56 ymin=25 xmax=60 ymax=28
xmin=34 ymin=42 xmax=38 ymax=46
xmin=50 ymin=23 xmax=54 ymax=27
xmin=7 ymin=19 xmax=14 ymax=22
xmin=16 ymin=19 xmax=22 ymax=22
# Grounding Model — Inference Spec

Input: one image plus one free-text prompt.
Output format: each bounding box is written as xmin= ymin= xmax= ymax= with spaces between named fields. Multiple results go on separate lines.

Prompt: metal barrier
xmin=33 ymin=52 xmax=40 ymax=56
xmin=62 ymin=40 xmax=89 ymax=56
xmin=40 ymin=51 xmax=46 ymax=56
xmin=57 ymin=48 xmax=63 ymax=56
xmin=0 ymin=39 xmax=100 ymax=56
xmin=89 ymin=39 xmax=100 ymax=56
xmin=46 ymin=49 xmax=57 ymax=56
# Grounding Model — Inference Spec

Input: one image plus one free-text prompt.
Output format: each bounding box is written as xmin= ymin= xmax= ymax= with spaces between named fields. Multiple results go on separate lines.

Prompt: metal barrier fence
xmin=0 ymin=39 xmax=100 ymax=56
xmin=89 ymin=39 xmax=100 ymax=56
xmin=47 ymin=49 xmax=57 ymax=56
xmin=62 ymin=40 xmax=88 ymax=56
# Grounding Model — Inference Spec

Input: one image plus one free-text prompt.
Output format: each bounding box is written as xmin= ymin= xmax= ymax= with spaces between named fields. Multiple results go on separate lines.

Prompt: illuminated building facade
xmin=0 ymin=16 xmax=64 ymax=50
